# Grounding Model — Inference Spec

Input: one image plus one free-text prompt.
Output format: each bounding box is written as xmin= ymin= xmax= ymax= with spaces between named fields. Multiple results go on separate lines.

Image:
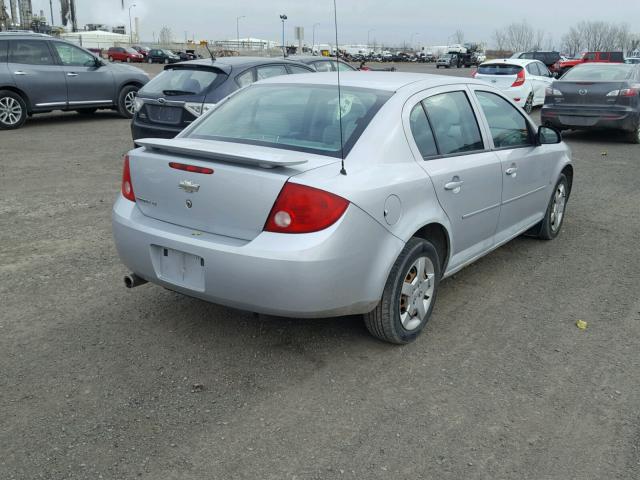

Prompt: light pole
xmin=279 ymin=14 xmax=287 ymax=58
xmin=128 ymin=3 xmax=136 ymax=44
xmin=410 ymin=32 xmax=420 ymax=50
xmin=367 ymin=28 xmax=376 ymax=51
xmin=312 ymin=23 xmax=320 ymax=54
xmin=236 ymin=16 xmax=246 ymax=50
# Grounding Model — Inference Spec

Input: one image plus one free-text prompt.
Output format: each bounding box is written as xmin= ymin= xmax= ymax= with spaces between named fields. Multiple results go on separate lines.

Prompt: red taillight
xmin=620 ymin=88 xmax=639 ymax=97
xmin=264 ymin=182 xmax=349 ymax=234
xmin=121 ymin=155 xmax=135 ymax=202
xmin=169 ymin=162 xmax=214 ymax=174
xmin=511 ymin=69 xmax=525 ymax=87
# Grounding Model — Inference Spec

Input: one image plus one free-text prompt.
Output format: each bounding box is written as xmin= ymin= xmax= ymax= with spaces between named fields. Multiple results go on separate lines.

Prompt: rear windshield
xmin=139 ymin=68 xmax=224 ymax=96
xmin=562 ymin=64 xmax=635 ymax=81
xmin=478 ymin=64 xmax=523 ymax=75
xmin=186 ymin=84 xmax=392 ymax=158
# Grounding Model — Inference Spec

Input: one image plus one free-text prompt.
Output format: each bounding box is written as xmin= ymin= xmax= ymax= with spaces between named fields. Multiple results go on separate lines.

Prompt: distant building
xmin=214 ymin=37 xmax=278 ymax=51
xmin=61 ymin=30 xmax=129 ymax=49
xmin=112 ymin=24 xmax=126 ymax=35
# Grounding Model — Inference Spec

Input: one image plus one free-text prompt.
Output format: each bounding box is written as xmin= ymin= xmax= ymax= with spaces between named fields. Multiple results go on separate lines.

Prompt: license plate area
xmin=150 ymin=246 xmax=205 ymax=291
xmin=146 ymin=105 xmax=182 ymax=124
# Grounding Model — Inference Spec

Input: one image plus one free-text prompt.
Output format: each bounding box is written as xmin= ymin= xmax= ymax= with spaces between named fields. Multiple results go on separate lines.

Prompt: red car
xmin=107 ymin=47 xmax=144 ymax=63
xmin=554 ymin=51 xmax=624 ymax=76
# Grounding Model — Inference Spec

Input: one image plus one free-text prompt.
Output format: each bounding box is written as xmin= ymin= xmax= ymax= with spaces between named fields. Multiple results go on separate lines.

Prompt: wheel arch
xmin=0 ymin=86 xmax=31 ymax=110
xmin=561 ymin=164 xmax=574 ymax=195
xmin=411 ymin=222 xmax=450 ymax=273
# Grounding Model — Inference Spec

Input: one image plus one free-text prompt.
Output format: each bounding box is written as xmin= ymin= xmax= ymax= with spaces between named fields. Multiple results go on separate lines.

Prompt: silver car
xmin=113 ymin=72 xmax=573 ymax=344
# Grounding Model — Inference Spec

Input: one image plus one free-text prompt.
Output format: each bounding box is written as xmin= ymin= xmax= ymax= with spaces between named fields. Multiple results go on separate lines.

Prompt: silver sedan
xmin=112 ymin=72 xmax=573 ymax=344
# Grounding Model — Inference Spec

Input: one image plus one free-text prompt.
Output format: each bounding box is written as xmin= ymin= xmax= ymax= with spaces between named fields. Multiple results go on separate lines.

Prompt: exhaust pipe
xmin=124 ymin=273 xmax=148 ymax=289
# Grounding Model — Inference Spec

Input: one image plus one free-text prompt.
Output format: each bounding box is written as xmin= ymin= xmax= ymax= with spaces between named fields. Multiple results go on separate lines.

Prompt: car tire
xmin=117 ymin=85 xmax=139 ymax=119
xmin=108 ymin=56 xmax=114 ymax=62
xmin=535 ymin=173 xmax=569 ymax=240
xmin=0 ymin=89 xmax=28 ymax=130
xmin=524 ymin=93 xmax=534 ymax=114
xmin=75 ymin=108 xmax=98 ymax=115
xmin=364 ymin=238 xmax=441 ymax=345
xmin=164 ymin=58 xmax=169 ymax=64
xmin=436 ymin=65 xmax=440 ymax=69
xmin=148 ymin=58 xmax=153 ymax=64
xmin=625 ymin=124 xmax=640 ymax=144
xmin=126 ymin=57 xmax=131 ymax=63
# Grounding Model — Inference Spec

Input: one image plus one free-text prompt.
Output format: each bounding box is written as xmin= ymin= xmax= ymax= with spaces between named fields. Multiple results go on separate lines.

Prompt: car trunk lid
xmin=129 ymin=138 xmax=338 ymax=241
xmin=555 ymin=81 xmax=627 ymax=105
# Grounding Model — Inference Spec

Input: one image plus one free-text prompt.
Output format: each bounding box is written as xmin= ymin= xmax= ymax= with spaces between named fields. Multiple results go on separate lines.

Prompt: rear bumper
xmin=112 ymin=196 xmax=404 ymax=318
xmin=131 ymin=117 xmax=183 ymax=141
xmin=541 ymin=105 xmax=639 ymax=131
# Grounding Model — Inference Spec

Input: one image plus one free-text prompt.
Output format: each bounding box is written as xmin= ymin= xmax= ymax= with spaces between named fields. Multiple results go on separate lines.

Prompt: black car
xmin=514 ymin=51 xmax=561 ymax=69
xmin=541 ymin=63 xmax=640 ymax=143
xmin=288 ymin=55 xmax=357 ymax=72
xmin=131 ymin=57 xmax=314 ymax=141
xmin=147 ymin=48 xmax=180 ymax=64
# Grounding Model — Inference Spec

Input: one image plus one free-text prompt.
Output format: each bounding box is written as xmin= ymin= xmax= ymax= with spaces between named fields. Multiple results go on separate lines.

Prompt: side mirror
xmin=94 ymin=57 xmax=104 ymax=68
xmin=537 ymin=125 xmax=562 ymax=145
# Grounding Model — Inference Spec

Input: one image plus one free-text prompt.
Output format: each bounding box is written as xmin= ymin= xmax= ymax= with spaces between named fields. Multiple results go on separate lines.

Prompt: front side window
xmin=9 ymin=40 xmax=53 ymax=65
xmin=336 ymin=61 xmax=355 ymax=71
xmin=187 ymin=84 xmax=391 ymax=158
xmin=475 ymin=91 xmax=532 ymax=149
xmin=53 ymin=43 xmax=96 ymax=67
xmin=256 ymin=64 xmax=288 ymax=80
xmin=288 ymin=65 xmax=311 ymax=74
xmin=422 ymin=91 xmax=484 ymax=155
xmin=312 ymin=61 xmax=333 ymax=72
xmin=409 ymin=103 xmax=438 ymax=158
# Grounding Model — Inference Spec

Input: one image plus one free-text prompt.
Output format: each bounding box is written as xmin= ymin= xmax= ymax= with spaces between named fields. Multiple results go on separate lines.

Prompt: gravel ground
xmin=1 ymin=63 xmax=639 ymax=480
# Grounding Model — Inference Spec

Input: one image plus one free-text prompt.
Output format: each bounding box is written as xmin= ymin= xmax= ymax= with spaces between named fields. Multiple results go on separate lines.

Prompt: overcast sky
xmin=31 ymin=0 xmax=640 ymax=47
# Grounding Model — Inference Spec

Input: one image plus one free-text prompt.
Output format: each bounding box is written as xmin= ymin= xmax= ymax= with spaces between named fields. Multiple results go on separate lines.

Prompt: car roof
xmin=481 ymin=58 xmax=541 ymax=66
xmin=170 ymin=56 xmax=312 ymax=73
xmin=0 ymin=32 xmax=51 ymax=40
xmin=257 ymin=71 xmax=485 ymax=92
xmin=288 ymin=55 xmax=343 ymax=63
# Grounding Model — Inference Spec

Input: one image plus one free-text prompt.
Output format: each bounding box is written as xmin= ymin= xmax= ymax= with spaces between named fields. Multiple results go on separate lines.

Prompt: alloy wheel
xmin=399 ymin=256 xmax=435 ymax=331
xmin=550 ymin=182 xmax=567 ymax=233
xmin=124 ymin=91 xmax=136 ymax=115
xmin=524 ymin=94 xmax=533 ymax=114
xmin=0 ymin=96 xmax=22 ymax=126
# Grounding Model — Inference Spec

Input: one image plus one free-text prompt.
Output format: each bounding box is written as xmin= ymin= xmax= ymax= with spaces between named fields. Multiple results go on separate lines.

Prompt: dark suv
xmin=146 ymin=48 xmax=180 ymax=64
xmin=131 ymin=56 xmax=314 ymax=141
xmin=0 ymin=32 xmax=149 ymax=129
xmin=513 ymin=51 xmax=561 ymax=71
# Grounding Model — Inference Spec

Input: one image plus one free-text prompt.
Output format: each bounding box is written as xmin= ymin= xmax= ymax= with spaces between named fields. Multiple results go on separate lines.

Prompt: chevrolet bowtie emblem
xmin=179 ymin=180 xmax=200 ymax=193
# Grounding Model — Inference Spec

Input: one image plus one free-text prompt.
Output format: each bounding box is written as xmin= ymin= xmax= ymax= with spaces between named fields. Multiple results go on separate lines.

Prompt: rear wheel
xmin=0 ymin=90 xmax=27 ymax=130
xmin=164 ymin=58 xmax=169 ymax=64
xmin=108 ymin=56 xmax=114 ymax=62
xmin=535 ymin=174 xmax=569 ymax=240
xmin=626 ymin=124 xmax=640 ymax=144
xmin=117 ymin=85 xmax=139 ymax=118
xmin=364 ymin=238 xmax=440 ymax=344
xmin=126 ymin=57 xmax=131 ymax=63
xmin=148 ymin=58 xmax=153 ymax=64
xmin=524 ymin=93 xmax=534 ymax=114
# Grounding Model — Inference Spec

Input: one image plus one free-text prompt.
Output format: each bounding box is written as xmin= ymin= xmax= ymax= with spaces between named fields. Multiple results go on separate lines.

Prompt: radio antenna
xmin=333 ymin=0 xmax=347 ymax=175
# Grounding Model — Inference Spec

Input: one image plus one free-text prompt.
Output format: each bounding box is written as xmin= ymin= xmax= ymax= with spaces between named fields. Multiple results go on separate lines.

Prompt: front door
xmin=406 ymin=88 xmax=503 ymax=271
xmin=7 ymin=39 xmax=67 ymax=110
xmin=472 ymin=89 xmax=552 ymax=240
xmin=51 ymin=42 xmax=115 ymax=107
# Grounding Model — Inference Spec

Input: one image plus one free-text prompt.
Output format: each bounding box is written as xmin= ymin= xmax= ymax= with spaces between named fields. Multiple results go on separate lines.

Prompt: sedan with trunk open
xmin=113 ymin=72 xmax=573 ymax=344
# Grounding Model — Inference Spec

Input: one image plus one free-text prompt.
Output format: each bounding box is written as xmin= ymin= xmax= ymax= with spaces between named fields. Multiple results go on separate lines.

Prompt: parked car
xmin=131 ymin=45 xmax=150 ymax=58
xmin=436 ymin=53 xmax=456 ymax=68
xmin=114 ymin=72 xmax=572 ymax=344
xmin=289 ymin=55 xmax=357 ymax=72
xmin=473 ymin=59 xmax=554 ymax=113
xmin=541 ymin=63 xmax=640 ymax=143
xmin=172 ymin=50 xmax=197 ymax=61
xmin=107 ymin=46 xmax=144 ymax=63
xmin=0 ymin=32 xmax=149 ymax=129
xmin=554 ymin=51 xmax=624 ymax=76
xmin=131 ymin=57 xmax=314 ymax=141
xmin=147 ymin=48 xmax=180 ymax=64
xmin=625 ymin=57 xmax=640 ymax=65
xmin=512 ymin=51 xmax=561 ymax=72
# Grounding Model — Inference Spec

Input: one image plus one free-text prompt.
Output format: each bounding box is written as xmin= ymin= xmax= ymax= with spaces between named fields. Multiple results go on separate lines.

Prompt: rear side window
xmin=598 ymin=52 xmax=610 ymax=61
xmin=235 ymin=69 xmax=254 ymax=87
xmin=610 ymin=52 xmax=624 ymax=62
xmin=422 ymin=91 xmax=484 ymax=155
xmin=526 ymin=63 xmax=540 ymax=75
xmin=287 ymin=65 xmax=311 ymax=74
xmin=478 ymin=64 xmax=523 ymax=75
xmin=312 ymin=61 xmax=333 ymax=72
xmin=475 ymin=91 xmax=532 ymax=149
xmin=9 ymin=40 xmax=54 ymax=65
xmin=0 ymin=40 xmax=8 ymax=63
xmin=409 ymin=104 xmax=438 ymax=158
xmin=256 ymin=64 xmax=288 ymax=80
xmin=140 ymin=68 xmax=223 ymax=96
xmin=337 ymin=62 xmax=355 ymax=71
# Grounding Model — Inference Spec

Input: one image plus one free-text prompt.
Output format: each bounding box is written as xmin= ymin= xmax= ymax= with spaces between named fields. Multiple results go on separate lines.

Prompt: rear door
xmin=7 ymin=39 xmax=67 ymax=109
xmin=471 ymin=88 xmax=551 ymax=238
xmin=51 ymin=41 xmax=115 ymax=106
xmin=407 ymin=86 xmax=503 ymax=268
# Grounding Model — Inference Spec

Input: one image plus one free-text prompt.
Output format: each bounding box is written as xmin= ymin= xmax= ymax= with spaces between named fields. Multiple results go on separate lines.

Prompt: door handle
xmin=505 ymin=167 xmax=518 ymax=176
xmin=13 ymin=71 xmax=27 ymax=75
xmin=67 ymin=72 xmax=78 ymax=77
xmin=444 ymin=180 xmax=464 ymax=191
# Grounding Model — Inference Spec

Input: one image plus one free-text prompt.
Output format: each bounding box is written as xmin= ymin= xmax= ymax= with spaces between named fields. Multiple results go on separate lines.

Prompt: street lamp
xmin=367 ymin=28 xmax=376 ymax=51
xmin=312 ymin=22 xmax=320 ymax=54
xmin=410 ymin=32 xmax=420 ymax=49
xmin=279 ymin=14 xmax=287 ymax=58
xmin=236 ymin=16 xmax=246 ymax=50
xmin=128 ymin=3 xmax=136 ymax=44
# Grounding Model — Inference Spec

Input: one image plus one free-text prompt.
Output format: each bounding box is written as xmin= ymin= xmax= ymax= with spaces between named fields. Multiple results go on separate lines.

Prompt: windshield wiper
xmin=162 ymin=89 xmax=197 ymax=96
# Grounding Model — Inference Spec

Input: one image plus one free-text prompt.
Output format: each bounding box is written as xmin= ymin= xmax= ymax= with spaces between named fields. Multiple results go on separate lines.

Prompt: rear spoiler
xmin=136 ymin=138 xmax=309 ymax=169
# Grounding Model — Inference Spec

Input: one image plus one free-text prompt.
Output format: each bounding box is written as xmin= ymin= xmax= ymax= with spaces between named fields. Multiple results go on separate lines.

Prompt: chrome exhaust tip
xmin=124 ymin=273 xmax=148 ymax=289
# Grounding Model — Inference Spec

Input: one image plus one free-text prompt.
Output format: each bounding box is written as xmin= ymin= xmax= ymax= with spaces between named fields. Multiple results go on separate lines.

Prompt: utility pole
xmin=279 ymin=14 xmax=287 ymax=58
xmin=312 ymin=22 xmax=320 ymax=54
xmin=236 ymin=16 xmax=245 ymax=51
xmin=49 ymin=0 xmax=53 ymax=25
xmin=128 ymin=3 xmax=136 ymax=44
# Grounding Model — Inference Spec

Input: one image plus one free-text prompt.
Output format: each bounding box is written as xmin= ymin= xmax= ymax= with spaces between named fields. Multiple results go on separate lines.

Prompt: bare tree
xmin=159 ymin=26 xmax=173 ymax=46
xmin=493 ymin=29 xmax=507 ymax=52
xmin=562 ymin=27 xmax=583 ymax=57
xmin=494 ymin=21 xmax=536 ymax=52
xmin=453 ymin=29 xmax=465 ymax=45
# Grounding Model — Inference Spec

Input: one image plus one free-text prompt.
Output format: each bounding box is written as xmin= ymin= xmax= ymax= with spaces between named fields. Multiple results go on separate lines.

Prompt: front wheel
xmin=364 ymin=238 xmax=440 ymax=344
xmin=126 ymin=57 xmax=131 ymax=63
xmin=148 ymin=58 xmax=153 ymax=64
xmin=0 ymin=90 xmax=28 ymax=130
xmin=535 ymin=174 xmax=569 ymax=240
xmin=117 ymin=85 xmax=139 ymax=118
xmin=164 ymin=58 xmax=169 ymax=64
